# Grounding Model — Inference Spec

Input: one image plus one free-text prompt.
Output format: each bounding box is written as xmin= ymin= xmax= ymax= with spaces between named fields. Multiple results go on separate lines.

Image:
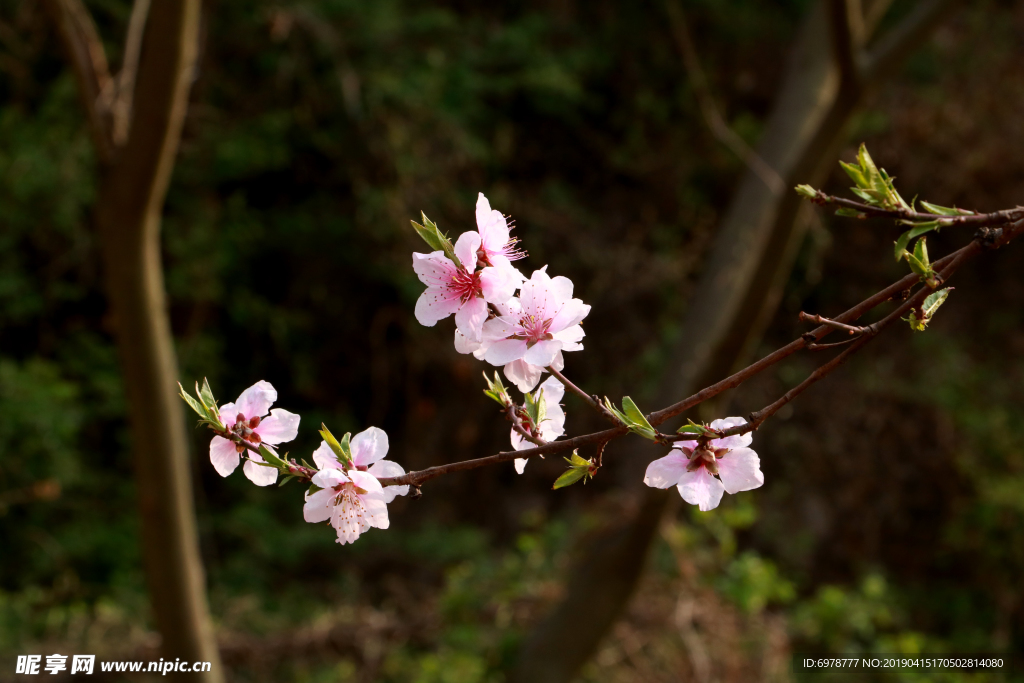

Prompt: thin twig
xmin=508 ymin=404 xmax=547 ymax=447
xmin=809 ymin=190 xmax=1024 ymax=227
xmin=546 ymin=366 xmax=622 ymax=426
xmin=798 ymin=311 xmax=868 ymax=335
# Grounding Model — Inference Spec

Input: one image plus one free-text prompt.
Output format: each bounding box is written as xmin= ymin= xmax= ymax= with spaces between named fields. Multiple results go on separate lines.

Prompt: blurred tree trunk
xmin=509 ymin=1 xmax=957 ymax=680
xmin=45 ymin=1 xmax=222 ymax=680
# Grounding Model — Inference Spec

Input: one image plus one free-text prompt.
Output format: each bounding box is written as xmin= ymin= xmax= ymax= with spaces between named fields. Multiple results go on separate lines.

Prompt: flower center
xmin=683 ymin=446 xmax=730 ymax=475
xmin=230 ymin=413 xmax=262 ymax=452
xmin=514 ymin=314 xmax=554 ymax=346
xmin=448 ymin=267 xmax=482 ymax=304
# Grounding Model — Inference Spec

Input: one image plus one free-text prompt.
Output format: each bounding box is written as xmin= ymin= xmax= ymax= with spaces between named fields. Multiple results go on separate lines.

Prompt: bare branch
xmin=663 ymin=0 xmax=785 ymax=196
xmin=807 ymin=190 xmax=1024 ymax=227
xmin=109 ymin=0 xmax=151 ymax=146
xmin=42 ymin=0 xmax=114 ymax=161
xmin=547 ymin=366 xmax=622 ymax=426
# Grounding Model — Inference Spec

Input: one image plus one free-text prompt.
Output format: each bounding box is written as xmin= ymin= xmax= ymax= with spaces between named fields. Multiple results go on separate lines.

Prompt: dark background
xmin=2 ymin=0 xmax=1024 ymax=680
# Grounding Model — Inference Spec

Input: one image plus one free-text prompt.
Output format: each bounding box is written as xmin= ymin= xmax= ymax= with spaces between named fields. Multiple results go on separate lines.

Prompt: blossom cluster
xmin=185 ymin=192 xmax=765 ymax=550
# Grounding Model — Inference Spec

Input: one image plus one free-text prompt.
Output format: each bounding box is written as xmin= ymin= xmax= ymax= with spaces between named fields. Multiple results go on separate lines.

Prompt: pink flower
xmin=475 ymin=192 xmax=526 ymax=269
xmin=481 ymin=269 xmax=589 ymax=369
xmin=511 ymin=376 xmax=566 ymax=474
xmin=454 ymin=297 xmax=565 ymax=392
xmin=209 ymin=380 xmax=300 ymax=486
xmin=643 ymin=417 xmax=763 ymax=511
xmin=303 ymin=468 xmax=389 ymax=544
xmin=311 ymin=426 xmax=409 ymax=503
xmin=413 ymin=232 xmax=520 ymax=343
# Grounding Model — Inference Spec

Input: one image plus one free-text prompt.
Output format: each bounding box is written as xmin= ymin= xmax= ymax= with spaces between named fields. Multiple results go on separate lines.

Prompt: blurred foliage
xmin=2 ymin=0 xmax=1024 ymax=681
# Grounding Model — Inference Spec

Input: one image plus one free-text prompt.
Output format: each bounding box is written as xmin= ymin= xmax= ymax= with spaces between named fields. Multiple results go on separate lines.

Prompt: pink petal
xmin=454 ymin=231 xmax=482 ymax=270
xmin=312 ymin=467 xmax=348 ymax=489
xmin=716 ymin=447 xmax=764 ymax=494
xmin=243 ymin=451 xmax=279 ymax=487
xmin=523 ymin=339 xmax=561 ymax=367
xmin=549 ymin=275 xmax=574 ymax=301
xmin=454 ymin=329 xmax=481 ymax=355
xmin=351 ymin=426 xmax=389 ymax=468
xmin=415 ymin=286 xmax=462 ymax=327
xmin=255 ymin=408 xmax=300 ymax=444
xmin=235 ymin=381 xmax=277 ymax=419
xmin=412 ymin=251 xmax=456 ymax=286
xmin=482 ymin=316 xmax=519 ymax=344
xmin=485 ymin=338 xmax=529 ymax=366
xmin=455 ymin=296 xmax=488 ymax=342
xmin=643 ymin=453 xmax=689 ymax=489
xmin=676 ymin=468 xmax=725 ymax=511
xmin=514 ymin=457 xmax=528 ymax=474
xmin=709 ymin=417 xmax=752 ymax=449
xmin=303 ymin=487 xmax=336 ymax=523
xmin=549 ymin=300 xmax=590 ymax=334
xmin=312 ymin=441 xmax=342 ymax=471
xmin=476 ymin=193 xmax=510 ymax=248
xmin=479 ymin=265 xmax=518 ymax=304
xmin=520 ymin=275 xmax=556 ymax=320
xmin=503 ymin=359 xmax=542 ymax=392
xmin=367 ymin=459 xmax=409 ymax=503
xmin=553 ymin=324 xmax=586 ymax=351
xmin=360 ymin=490 xmax=390 ymax=529
xmin=549 ymin=351 xmax=564 ymax=371
xmin=349 ymin=469 xmax=384 ymax=493
xmin=210 ymin=436 xmax=240 ymax=477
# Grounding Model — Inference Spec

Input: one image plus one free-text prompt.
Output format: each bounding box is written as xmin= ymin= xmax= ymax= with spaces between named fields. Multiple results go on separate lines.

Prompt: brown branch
xmin=508 ymin=405 xmax=547 ymax=447
xmin=663 ymin=0 xmax=785 ymax=196
xmin=546 ymin=366 xmax=622 ymax=426
xmin=42 ymin=0 xmax=115 ymax=161
xmin=109 ymin=0 xmax=151 ymax=146
xmin=376 ymin=224 xmax=1011 ymax=489
xmin=798 ymin=311 xmax=869 ymax=335
xmin=809 ymin=189 xmax=1024 ymax=227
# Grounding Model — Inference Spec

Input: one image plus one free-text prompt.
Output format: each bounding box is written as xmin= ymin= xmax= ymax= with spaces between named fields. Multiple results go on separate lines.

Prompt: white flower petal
xmin=709 ymin=417 xmax=753 ymax=449
xmin=209 ymin=436 xmax=240 ymax=477
xmin=523 ymin=339 xmax=561 ymax=367
xmin=367 ymin=460 xmax=409 ymax=503
xmin=480 ymin=265 xmax=518 ymax=305
xmin=485 ymin=339 xmax=529 ymax=366
xmin=303 ymin=487 xmax=336 ymax=523
xmin=676 ymin=468 xmax=726 ymax=511
xmin=503 ymin=359 xmax=542 ymax=392
xmin=454 ymin=329 xmax=482 ymax=355
xmin=349 ymin=469 xmax=385 ymax=493
xmin=312 ymin=467 xmax=348 ymax=489
xmin=255 ymin=408 xmax=300 ymax=444
xmin=514 ymin=457 xmax=528 ymax=474
xmin=235 ymin=381 xmax=277 ymax=420
xmin=361 ymin=491 xmax=390 ymax=529
xmin=549 ymin=299 xmax=590 ymax=334
xmin=549 ymin=275 xmax=574 ymax=301
xmin=643 ymin=452 xmax=689 ymax=489
xmin=351 ymin=426 xmax=389 ymax=468
xmin=716 ymin=447 xmax=764 ymax=494
xmin=243 ymin=452 xmax=279 ymax=487
xmin=412 ymin=251 xmax=456 ymax=286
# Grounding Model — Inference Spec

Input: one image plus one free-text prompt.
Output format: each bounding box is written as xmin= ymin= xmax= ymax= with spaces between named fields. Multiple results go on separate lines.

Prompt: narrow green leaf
xmin=920 ymin=201 xmax=973 ymax=216
xmin=906 ymin=252 xmax=930 ymax=277
xmin=553 ymin=466 xmax=588 ymax=490
xmin=839 ymin=160 xmax=867 ymax=188
xmin=677 ymin=421 xmax=709 ymax=435
xmin=319 ymin=423 xmax=351 ymax=466
xmin=277 ymin=475 xmax=296 ymax=487
xmin=199 ymin=378 xmax=217 ymax=411
xmin=621 ymin=396 xmax=657 ymax=440
xmin=307 ymin=484 xmax=323 ymax=495
xmin=894 ymin=222 xmax=939 ymax=261
xmin=568 ymin=452 xmax=590 ymax=468
xmin=411 ymin=219 xmax=445 ymax=251
xmin=258 ymin=445 xmax=287 ymax=468
xmin=913 ymin=236 xmax=930 ymax=268
xmin=835 ymin=207 xmax=866 ymax=219
xmin=178 ymin=382 xmax=208 ymax=418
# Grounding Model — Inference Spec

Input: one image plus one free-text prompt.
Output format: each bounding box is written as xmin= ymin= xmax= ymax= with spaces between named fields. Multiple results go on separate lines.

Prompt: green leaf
xmin=277 ymin=475 xmax=296 ymax=487
xmin=839 ymin=160 xmax=867 ymax=188
xmin=307 ymin=484 xmax=323 ymax=496
xmin=905 ymin=252 xmax=931 ymax=277
xmin=199 ymin=377 xmax=217 ymax=412
xmin=602 ymin=397 xmax=629 ymax=425
xmin=621 ymin=396 xmax=656 ymax=440
xmin=894 ymin=222 xmax=939 ymax=261
xmin=410 ymin=219 xmax=445 ymax=251
xmin=483 ymin=372 xmax=511 ymax=407
xmin=568 ymin=452 xmax=590 ymax=468
xmin=922 ymin=287 xmax=952 ymax=318
xmin=258 ymin=445 xmax=287 ymax=469
xmin=794 ymin=184 xmax=818 ymax=199
xmin=677 ymin=420 xmax=709 ymax=436
xmin=178 ymin=382 xmax=208 ymax=418
xmin=835 ymin=207 xmax=866 ymax=219
xmin=319 ymin=423 xmax=351 ymax=467
xmin=920 ymin=201 xmax=973 ymax=216
xmin=414 ymin=212 xmax=461 ymax=268
xmin=552 ymin=466 xmax=588 ymax=489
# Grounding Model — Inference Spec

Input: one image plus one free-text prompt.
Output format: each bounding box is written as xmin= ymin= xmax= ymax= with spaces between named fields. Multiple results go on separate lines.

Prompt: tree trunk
xmin=90 ymin=2 xmax=223 ymax=679
xmin=509 ymin=1 xmax=957 ymax=680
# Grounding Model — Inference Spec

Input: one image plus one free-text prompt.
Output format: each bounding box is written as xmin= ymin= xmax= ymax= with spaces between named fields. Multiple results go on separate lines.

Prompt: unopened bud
xmin=249 ymin=415 xmax=261 ymax=428
xmin=236 ymin=412 xmax=246 ymax=424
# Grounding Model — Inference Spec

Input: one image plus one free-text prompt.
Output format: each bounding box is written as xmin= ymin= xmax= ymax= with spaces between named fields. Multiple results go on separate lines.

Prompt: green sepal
xmin=483 ymin=372 xmax=512 ymax=407
xmin=412 ymin=212 xmax=461 ymax=268
xmin=552 ymin=450 xmax=595 ymax=489
xmin=920 ymin=201 xmax=973 ymax=216
xmin=524 ymin=387 xmax=547 ymax=428
xmin=894 ymin=222 xmax=939 ymax=261
xmin=794 ymin=184 xmax=818 ymax=199
xmin=621 ymin=396 xmax=657 ymax=440
xmin=307 ymin=483 xmax=323 ymax=496
xmin=319 ymin=423 xmax=352 ymax=467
